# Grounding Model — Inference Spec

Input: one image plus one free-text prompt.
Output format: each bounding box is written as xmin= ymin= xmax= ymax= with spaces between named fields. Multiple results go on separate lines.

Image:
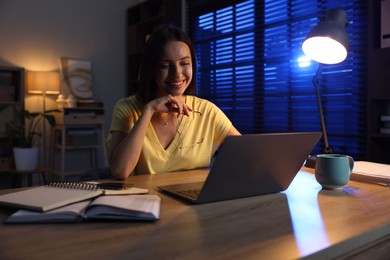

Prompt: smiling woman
xmin=105 ymin=24 xmax=241 ymax=180
xmin=154 ymin=41 xmax=193 ymax=98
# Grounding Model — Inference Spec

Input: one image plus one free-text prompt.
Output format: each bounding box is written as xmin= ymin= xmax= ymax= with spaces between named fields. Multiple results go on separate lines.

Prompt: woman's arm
xmin=226 ymin=125 xmax=241 ymax=136
xmin=108 ymin=104 xmax=154 ymax=180
xmin=108 ymin=95 xmax=191 ymax=180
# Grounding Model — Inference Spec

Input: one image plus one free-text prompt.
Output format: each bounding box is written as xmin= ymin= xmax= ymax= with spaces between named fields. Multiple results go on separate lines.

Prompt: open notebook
xmin=6 ymin=195 xmax=161 ymax=223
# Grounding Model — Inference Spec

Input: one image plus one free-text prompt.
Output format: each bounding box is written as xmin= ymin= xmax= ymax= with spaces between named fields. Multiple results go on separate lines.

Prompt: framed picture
xmin=60 ymin=58 xmax=93 ymax=100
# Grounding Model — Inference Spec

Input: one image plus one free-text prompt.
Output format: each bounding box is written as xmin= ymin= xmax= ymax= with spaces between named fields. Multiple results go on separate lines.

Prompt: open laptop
xmin=158 ymin=132 xmax=321 ymax=204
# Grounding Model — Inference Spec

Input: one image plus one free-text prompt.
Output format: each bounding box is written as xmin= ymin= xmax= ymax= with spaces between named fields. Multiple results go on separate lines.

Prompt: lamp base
xmin=304 ymin=154 xmax=317 ymax=169
xmin=304 ymin=149 xmax=333 ymax=168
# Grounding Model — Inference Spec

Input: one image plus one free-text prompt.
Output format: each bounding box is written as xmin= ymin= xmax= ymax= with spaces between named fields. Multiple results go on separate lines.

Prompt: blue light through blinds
xmin=186 ymin=0 xmax=368 ymax=160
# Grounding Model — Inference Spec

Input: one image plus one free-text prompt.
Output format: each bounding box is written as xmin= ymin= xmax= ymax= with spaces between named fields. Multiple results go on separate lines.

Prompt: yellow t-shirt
xmin=106 ymin=95 xmax=232 ymax=175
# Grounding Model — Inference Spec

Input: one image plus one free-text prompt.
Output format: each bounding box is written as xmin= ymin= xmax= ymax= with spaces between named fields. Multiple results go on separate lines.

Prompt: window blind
xmin=186 ymin=0 xmax=367 ymax=160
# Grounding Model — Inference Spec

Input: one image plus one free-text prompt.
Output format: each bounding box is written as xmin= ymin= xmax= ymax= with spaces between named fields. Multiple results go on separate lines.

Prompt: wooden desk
xmin=0 ymin=167 xmax=390 ymax=259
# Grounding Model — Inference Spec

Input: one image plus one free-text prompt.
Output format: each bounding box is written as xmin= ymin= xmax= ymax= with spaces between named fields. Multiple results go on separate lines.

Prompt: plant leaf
xmin=0 ymin=104 xmax=12 ymax=113
xmin=43 ymin=114 xmax=56 ymax=126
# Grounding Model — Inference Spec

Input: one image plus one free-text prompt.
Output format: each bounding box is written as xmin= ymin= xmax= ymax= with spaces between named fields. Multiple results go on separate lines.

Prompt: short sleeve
xmin=105 ymin=96 xmax=142 ymax=151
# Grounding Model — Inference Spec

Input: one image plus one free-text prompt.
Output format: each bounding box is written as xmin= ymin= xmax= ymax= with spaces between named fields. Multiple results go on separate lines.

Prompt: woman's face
xmin=155 ymin=41 xmax=193 ymax=97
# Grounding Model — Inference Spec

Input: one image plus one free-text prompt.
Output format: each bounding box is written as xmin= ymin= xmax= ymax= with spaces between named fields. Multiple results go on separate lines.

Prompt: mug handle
xmin=348 ymin=156 xmax=354 ymax=174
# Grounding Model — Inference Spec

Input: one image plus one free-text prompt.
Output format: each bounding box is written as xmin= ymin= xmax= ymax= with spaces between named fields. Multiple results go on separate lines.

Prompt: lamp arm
xmin=313 ymin=64 xmax=332 ymax=154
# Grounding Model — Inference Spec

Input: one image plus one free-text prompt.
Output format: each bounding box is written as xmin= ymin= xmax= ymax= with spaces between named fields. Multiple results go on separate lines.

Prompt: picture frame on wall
xmin=60 ymin=58 xmax=93 ymax=100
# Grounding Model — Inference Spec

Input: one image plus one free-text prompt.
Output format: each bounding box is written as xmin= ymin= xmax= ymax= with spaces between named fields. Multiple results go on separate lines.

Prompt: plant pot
xmin=13 ymin=147 xmax=39 ymax=171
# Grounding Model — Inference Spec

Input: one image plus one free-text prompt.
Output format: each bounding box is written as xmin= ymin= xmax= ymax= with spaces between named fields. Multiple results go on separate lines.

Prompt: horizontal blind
xmin=186 ymin=0 xmax=367 ymax=160
xmin=187 ymin=0 xmax=259 ymax=132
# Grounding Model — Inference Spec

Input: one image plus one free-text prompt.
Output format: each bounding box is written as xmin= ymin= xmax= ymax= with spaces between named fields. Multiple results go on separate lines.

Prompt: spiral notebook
xmin=0 ymin=182 xmax=105 ymax=212
xmin=0 ymin=182 xmax=149 ymax=212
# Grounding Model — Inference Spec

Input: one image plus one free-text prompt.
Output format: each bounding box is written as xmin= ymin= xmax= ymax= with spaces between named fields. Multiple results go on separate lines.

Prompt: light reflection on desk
xmin=283 ymin=170 xmax=330 ymax=256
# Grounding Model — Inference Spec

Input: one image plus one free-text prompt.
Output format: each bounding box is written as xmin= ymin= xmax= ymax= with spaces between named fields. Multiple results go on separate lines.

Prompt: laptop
xmin=158 ymin=132 xmax=321 ymax=204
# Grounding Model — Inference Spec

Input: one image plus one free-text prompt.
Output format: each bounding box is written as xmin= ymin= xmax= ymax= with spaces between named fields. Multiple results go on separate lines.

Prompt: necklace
xmin=158 ymin=112 xmax=175 ymax=125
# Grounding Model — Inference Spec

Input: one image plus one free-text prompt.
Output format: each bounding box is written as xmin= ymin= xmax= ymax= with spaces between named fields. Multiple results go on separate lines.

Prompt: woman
xmin=106 ymin=24 xmax=240 ymax=180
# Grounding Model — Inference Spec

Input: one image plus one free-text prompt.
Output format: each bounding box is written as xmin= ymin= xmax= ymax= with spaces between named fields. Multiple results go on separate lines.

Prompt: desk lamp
xmin=27 ymin=71 xmax=61 ymax=111
xmin=26 ymin=71 xmax=61 ymax=164
xmin=301 ymin=9 xmax=349 ymax=168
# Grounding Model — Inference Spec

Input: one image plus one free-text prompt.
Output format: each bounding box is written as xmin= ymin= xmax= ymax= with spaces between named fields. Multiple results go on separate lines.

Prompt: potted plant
xmin=3 ymin=105 xmax=59 ymax=171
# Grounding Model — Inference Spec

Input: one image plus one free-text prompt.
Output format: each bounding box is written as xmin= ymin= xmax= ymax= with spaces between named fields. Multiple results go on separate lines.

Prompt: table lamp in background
xmin=26 ymin=71 xmax=61 ymax=164
xmin=301 ymin=8 xmax=349 ymax=168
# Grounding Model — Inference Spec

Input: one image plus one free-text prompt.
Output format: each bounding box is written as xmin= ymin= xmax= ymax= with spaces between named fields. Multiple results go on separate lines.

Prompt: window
xmin=186 ymin=0 xmax=367 ymax=160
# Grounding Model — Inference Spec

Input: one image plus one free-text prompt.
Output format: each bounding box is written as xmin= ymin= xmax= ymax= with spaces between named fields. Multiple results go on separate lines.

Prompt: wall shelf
xmin=0 ymin=66 xmax=24 ymax=172
xmin=367 ymin=2 xmax=390 ymax=163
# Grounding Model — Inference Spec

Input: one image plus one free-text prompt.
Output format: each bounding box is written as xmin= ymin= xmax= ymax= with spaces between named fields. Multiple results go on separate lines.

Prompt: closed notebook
xmin=0 ymin=182 xmax=148 ymax=212
xmin=6 ymin=195 xmax=161 ymax=223
xmin=351 ymin=161 xmax=390 ymax=184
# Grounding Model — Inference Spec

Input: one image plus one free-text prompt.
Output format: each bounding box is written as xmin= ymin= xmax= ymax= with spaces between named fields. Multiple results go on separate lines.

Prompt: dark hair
xmin=137 ymin=24 xmax=197 ymax=103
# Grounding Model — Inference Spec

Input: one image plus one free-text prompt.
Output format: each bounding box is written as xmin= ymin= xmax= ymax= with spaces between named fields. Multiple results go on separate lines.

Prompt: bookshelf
xmin=367 ymin=0 xmax=390 ymax=164
xmin=126 ymin=0 xmax=182 ymax=95
xmin=0 ymin=66 xmax=24 ymax=172
xmin=367 ymin=48 xmax=390 ymax=163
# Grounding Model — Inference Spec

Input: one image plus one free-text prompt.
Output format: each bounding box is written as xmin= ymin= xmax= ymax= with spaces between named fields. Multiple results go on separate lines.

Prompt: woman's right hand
xmin=147 ymin=94 xmax=192 ymax=117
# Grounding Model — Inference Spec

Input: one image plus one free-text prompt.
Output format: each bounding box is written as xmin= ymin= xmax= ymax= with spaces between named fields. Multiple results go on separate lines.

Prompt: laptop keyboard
xmin=177 ymin=189 xmax=200 ymax=200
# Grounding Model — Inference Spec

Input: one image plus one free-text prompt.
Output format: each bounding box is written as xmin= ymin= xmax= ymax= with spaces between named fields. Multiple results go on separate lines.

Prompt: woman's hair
xmin=137 ymin=24 xmax=197 ymax=103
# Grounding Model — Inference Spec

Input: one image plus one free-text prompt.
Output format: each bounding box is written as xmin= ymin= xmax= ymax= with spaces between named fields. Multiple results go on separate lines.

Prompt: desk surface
xmin=0 ymin=167 xmax=390 ymax=259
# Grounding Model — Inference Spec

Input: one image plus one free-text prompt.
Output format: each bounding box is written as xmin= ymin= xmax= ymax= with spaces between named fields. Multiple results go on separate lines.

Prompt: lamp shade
xmin=26 ymin=71 xmax=61 ymax=94
xmin=302 ymin=9 xmax=349 ymax=65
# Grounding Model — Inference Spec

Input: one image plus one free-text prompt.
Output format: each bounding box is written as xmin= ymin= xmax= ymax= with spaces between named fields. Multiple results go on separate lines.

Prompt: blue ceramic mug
xmin=315 ymin=154 xmax=354 ymax=190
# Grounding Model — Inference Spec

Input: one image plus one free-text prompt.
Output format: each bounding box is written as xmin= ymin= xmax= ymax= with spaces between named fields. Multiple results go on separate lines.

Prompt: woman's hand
xmin=148 ymin=94 xmax=192 ymax=116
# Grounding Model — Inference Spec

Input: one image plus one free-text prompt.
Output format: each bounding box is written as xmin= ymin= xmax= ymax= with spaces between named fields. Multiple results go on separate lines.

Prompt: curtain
xmin=185 ymin=0 xmax=368 ymax=160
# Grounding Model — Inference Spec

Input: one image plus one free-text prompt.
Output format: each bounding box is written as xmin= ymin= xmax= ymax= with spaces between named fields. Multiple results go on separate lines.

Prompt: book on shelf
xmin=379 ymin=127 xmax=390 ymax=135
xmin=65 ymin=111 xmax=97 ymax=117
xmin=6 ymin=194 xmax=161 ymax=223
xmin=0 ymin=182 xmax=148 ymax=212
xmin=63 ymin=107 xmax=104 ymax=117
xmin=351 ymin=161 xmax=390 ymax=185
xmin=380 ymin=115 xmax=390 ymax=121
xmin=76 ymin=100 xmax=104 ymax=108
xmin=380 ymin=115 xmax=390 ymax=128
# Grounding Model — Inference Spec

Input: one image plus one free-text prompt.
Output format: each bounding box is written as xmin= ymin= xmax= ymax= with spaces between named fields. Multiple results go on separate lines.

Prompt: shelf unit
xmin=367 ymin=0 xmax=390 ymax=164
xmin=0 ymin=66 xmax=24 ymax=172
xmin=367 ymin=48 xmax=390 ymax=163
xmin=49 ymin=107 xmax=107 ymax=181
xmin=127 ymin=0 xmax=182 ymax=95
